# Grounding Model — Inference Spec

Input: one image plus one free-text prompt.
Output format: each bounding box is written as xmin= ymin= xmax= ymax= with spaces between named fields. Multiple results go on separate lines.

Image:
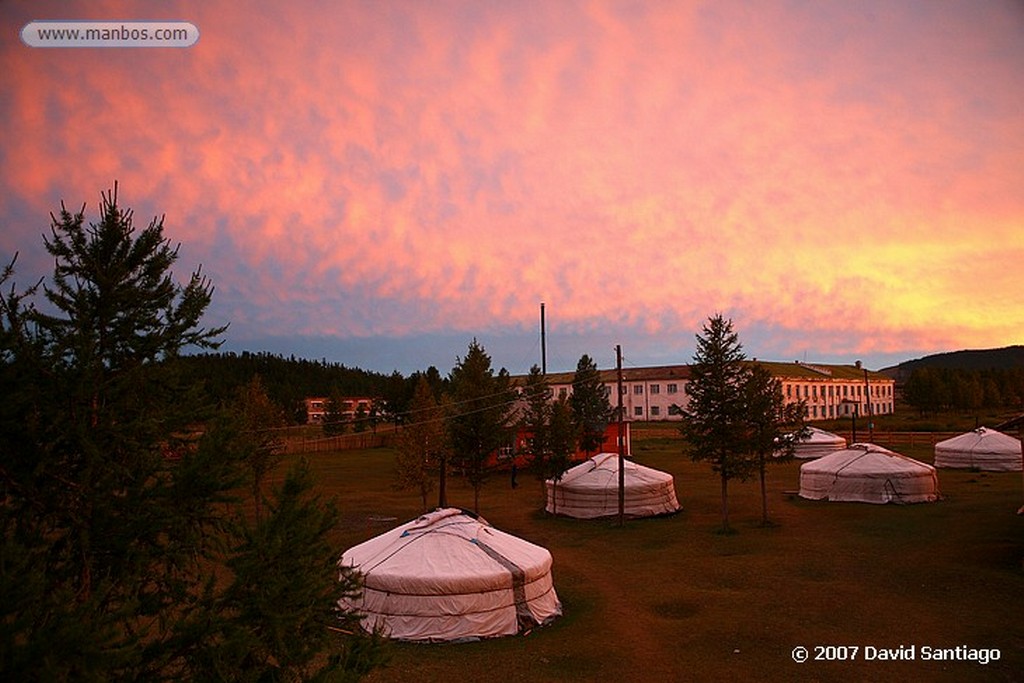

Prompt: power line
xmin=258 ymin=383 xmax=553 ymax=435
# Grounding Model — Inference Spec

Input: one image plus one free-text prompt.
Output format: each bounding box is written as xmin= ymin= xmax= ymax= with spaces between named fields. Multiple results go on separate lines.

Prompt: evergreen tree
xmin=680 ymin=314 xmax=754 ymax=533
xmin=980 ymin=373 xmax=999 ymax=409
xmin=353 ymin=403 xmax=368 ymax=433
xmin=545 ymin=397 xmax=578 ymax=515
xmin=569 ymin=354 xmax=613 ymax=458
xmin=394 ymin=376 xmax=446 ymax=512
xmin=322 ymin=390 xmax=349 ymax=436
xmin=519 ymin=365 xmax=577 ymax=508
xmin=235 ymin=374 xmax=286 ymax=521
xmin=742 ymin=363 xmax=806 ymax=526
xmin=520 ymin=365 xmax=552 ymax=483
xmin=187 ymin=459 xmax=387 ymax=682
xmin=0 ymin=186 xmax=382 ymax=681
xmin=367 ymin=402 xmax=381 ymax=434
xmin=447 ymin=339 xmax=513 ymax=513
xmin=0 ymin=186 xmax=230 ymax=679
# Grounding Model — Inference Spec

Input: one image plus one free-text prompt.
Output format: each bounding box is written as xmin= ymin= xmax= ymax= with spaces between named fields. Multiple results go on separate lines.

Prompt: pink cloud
xmin=2 ymin=1 xmax=1022 ymax=364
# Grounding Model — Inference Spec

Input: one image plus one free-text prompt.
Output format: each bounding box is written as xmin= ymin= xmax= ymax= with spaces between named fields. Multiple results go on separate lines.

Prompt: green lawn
xmin=296 ymin=438 xmax=1023 ymax=683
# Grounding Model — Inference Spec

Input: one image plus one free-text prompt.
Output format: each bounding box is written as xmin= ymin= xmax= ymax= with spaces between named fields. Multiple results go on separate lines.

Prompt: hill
xmin=882 ymin=345 xmax=1024 ymax=382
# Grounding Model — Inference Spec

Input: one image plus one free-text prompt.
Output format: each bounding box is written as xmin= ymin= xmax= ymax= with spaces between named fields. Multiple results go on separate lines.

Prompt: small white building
xmin=304 ymin=396 xmax=376 ymax=424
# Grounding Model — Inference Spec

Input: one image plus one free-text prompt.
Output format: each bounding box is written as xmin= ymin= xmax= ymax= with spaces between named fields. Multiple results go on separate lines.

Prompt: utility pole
xmin=438 ymin=452 xmax=447 ymax=508
xmin=863 ymin=368 xmax=875 ymax=442
xmin=617 ymin=344 xmax=625 ymax=526
xmin=540 ymin=302 xmax=547 ymax=376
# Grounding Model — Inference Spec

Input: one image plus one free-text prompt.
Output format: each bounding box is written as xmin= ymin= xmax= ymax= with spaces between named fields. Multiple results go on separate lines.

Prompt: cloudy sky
xmin=3 ymin=1 xmax=1022 ymax=375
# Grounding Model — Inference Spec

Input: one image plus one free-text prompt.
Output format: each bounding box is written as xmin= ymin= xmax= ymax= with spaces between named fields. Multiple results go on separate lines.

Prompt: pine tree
xmin=742 ymin=363 xmax=806 ymax=526
xmin=0 ymin=186 xmax=230 ymax=680
xmin=570 ymin=354 xmax=613 ymax=458
xmin=323 ymin=391 xmax=350 ymax=436
xmin=447 ymin=339 xmax=513 ymax=513
xmin=394 ymin=376 xmax=446 ymax=512
xmin=545 ymin=397 xmax=578 ymax=515
xmin=185 ymin=459 xmax=387 ymax=682
xmin=353 ymin=403 xmax=368 ymax=433
xmin=235 ymin=374 xmax=286 ymax=522
xmin=0 ymin=185 xmax=383 ymax=681
xmin=680 ymin=314 xmax=754 ymax=533
xmin=521 ymin=365 xmax=552 ymax=487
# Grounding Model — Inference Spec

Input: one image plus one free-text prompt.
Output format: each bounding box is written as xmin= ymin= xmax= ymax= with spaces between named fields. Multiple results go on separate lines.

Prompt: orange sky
xmin=2 ymin=1 xmax=1022 ymax=373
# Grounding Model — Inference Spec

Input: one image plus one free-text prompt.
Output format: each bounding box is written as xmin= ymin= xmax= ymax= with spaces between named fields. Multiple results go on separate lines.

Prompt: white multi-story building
xmin=534 ymin=360 xmax=894 ymax=422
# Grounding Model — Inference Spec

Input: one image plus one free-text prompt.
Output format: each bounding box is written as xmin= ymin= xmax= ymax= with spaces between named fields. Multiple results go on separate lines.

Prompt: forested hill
xmin=175 ymin=351 xmax=418 ymax=423
xmin=883 ymin=346 xmax=1024 ymax=382
xmin=883 ymin=346 xmax=1024 ymax=413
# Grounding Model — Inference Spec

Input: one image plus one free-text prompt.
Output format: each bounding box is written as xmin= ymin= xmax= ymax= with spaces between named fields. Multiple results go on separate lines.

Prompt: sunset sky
xmin=3 ymin=1 xmax=1022 ymax=376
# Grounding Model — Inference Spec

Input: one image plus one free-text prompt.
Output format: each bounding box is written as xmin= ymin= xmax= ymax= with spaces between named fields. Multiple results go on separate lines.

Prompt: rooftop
xmin=516 ymin=361 xmax=890 ymax=384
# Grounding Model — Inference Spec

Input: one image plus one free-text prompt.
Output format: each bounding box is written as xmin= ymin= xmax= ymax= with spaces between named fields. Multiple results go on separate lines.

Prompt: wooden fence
xmin=835 ymin=431 xmax=959 ymax=448
xmin=280 ymin=426 xmax=961 ymax=455
xmin=629 ymin=423 xmax=962 ymax=449
xmin=282 ymin=431 xmax=393 ymax=454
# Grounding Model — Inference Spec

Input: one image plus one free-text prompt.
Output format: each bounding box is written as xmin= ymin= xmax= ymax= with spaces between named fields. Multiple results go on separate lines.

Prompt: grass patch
xmin=302 ymin=437 xmax=1024 ymax=682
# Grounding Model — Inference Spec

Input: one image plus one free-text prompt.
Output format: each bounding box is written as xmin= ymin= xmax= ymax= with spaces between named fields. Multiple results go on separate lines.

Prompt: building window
xmin=651 ymin=406 xmax=660 ymax=416
xmin=634 ymin=406 xmax=643 ymax=416
xmin=634 ymin=385 xmax=643 ymax=395
xmin=558 ymin=388 xmax=567 ymax=399
xmin=650 ymin=384 xmax=660 ymax=394
xmin=667 ymin=383 xmax=678 ymax=394
xmin=786 ymin=384 xmax=792 ymax=398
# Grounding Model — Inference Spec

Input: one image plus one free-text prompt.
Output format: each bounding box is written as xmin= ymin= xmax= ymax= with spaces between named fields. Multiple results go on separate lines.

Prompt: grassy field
xmin=295 ymin=436 xmax=1023 ymax=683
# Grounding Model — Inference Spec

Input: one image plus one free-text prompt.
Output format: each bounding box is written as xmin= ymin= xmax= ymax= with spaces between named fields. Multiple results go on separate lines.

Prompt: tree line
xmin=392 ymin=343 xmax=616 ymax=515
xmin=174 ymin=352 xmax=415 ymax=425
xmin=901 ymin=366 xmax=1024 ymax=415
xmin=392 ymin=314 xmax=811 ymax=536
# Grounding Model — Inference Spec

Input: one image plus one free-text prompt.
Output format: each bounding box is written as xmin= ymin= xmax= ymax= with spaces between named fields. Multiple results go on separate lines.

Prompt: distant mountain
xmin=882 ymin=345 xmax=1024 ymax=382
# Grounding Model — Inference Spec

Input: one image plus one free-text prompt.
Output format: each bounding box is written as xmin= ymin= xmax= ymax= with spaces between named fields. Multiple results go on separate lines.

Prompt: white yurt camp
xmin=546 ymin=452 xmax=681 ymax=519
xmin=338 ymin=508 xmax=562 ymax=642
xmin=791 ymin=426 xmax=847 ymax=459
xmin=934 ymin=427 xmax=1022 ymax=472
xmin=799 ymin=443 xmax=939 ymax=504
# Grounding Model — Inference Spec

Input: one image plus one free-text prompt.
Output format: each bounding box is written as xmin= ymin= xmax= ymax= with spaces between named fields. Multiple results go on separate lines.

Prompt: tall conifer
xmin=679 ymin=314 xmax=753 ymax=533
